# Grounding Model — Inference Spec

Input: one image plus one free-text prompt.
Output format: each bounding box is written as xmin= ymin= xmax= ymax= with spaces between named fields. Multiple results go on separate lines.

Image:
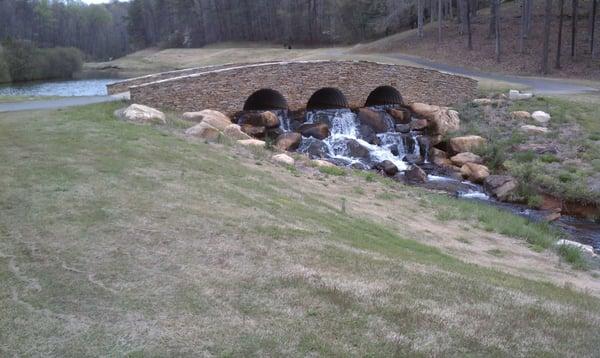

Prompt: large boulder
xmin=358 ymin=124 xmax=381 ymax=145
xmin=272 ymin=153 xmax=295 ymax=166
xmin=386 ymin=108 xmax=412 ymax=124
xmin=410 ymin=118 xmax=429 ymax=131
xmin=298 ymin=123 xmax=330 ymax=140
xmin=185 ymin=122 xmax=221 ymax=141
xmin=238 ymin=111 xmax=280 ymax=128
xmin=116 ymin=104 xmax=166 ymax=124
xmin=511 ymin=111 xmax=531 ymax=120
xmin=376 ymin=160 xmax=399 ymax=176
xmin=238 ymin=139 xmax=266 ymax=147
xmin=450 ymin=152 xmax=483 ymax=166
xmin=357 ymin=108 xmax=391 ymax=133
xmin=460 ymin=163 xmax=490 ymax=183
xmin=405 ymin=165 xmax=427 ymax=183
xmin=449 ymin=135 xmax=487 ymax=153
xmin=300 ymin=138 xmax=330 ymax=158
xmin=531 ymin=111 xmax=551 ymax=124
xmin=223 ymin=124 xmax=252 ymax=140
xmin=275 ymin=132 xmax=302 ymax=151
xmin=183 ymin=109 xmax=231 ymax=130
xmin=409 ymin=103 xmax=460 ymax=136
xmin=344 ymin=139 xmax=371 ymax=159
xmin=241 ymin=124 xmax=266 ymax=138
xmin=520 ymin=125 xmax=549 ymax=135
xmin=484 ymin=175 xmax=519 ymax=202
xmin=311 ymin=159 xmax=336 ymax=168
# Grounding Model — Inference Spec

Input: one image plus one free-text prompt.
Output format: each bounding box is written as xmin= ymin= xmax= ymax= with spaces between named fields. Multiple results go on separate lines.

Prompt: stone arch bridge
xmin=107 ymin=61 xmax=477 ymax=115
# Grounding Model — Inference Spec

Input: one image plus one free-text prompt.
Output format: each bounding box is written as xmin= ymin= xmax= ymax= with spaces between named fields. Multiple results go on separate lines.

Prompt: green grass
xmin=318 ymin=166 xmax=346 ymax=176
xmin=1 ymin=103 xmax=599 ymax=356
xmin=557 ymin=245 xmax=589 ymax=271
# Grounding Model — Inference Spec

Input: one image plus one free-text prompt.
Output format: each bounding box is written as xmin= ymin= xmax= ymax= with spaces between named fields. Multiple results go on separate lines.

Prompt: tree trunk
xmin=556 ymin=0 xmax=565 ymax=68
xmin=542 ymin=0 xmax=553 ymax=74
xmin=488 ymin=0 xmax=496 ymax=38
xmin=571 ymin=0 xmax=578 ymax=57
xmin=591 ymin=0 xmax=597 ymax=56
xmin=525 ymin=0 xmax=532 ymax=36
xmin=458 ymin=0 xmax=466 ymax=34
xmin=438 ymin=0 xmax=443 ymax=42
xmin=431 ymin=0 xmax=435 ymax=23
xmin=466 ymin=0 xmax=473 ymax=49
xmin=520 ymin=0 xmax=527 ymax=53
xmin=495 ymin=0 xmax=501 ymax=62
xmin=418 ymin=0 xmax=424 ymax=38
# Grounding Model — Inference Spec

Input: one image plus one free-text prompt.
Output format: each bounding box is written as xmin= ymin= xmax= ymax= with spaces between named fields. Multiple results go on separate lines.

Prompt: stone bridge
xmin=108 ymin=61 xmax=477 ymax=115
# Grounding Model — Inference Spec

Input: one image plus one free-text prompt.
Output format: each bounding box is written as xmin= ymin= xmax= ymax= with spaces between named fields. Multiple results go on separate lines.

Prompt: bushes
xmin=0 ymin=40 xmax=83 ymax=83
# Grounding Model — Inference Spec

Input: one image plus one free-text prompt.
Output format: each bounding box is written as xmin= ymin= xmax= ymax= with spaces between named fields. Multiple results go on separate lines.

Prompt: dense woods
xmin=0 ymin=0 xmax=129 ymax=60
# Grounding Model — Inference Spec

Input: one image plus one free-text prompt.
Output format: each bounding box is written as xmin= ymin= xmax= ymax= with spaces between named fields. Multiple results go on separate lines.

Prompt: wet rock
xmin=532 ymin=111 xmax=551 ymax=124
xmin=376 ymin=160 xmax=399 ymax=176
xmin=344 ymin=139 xmax=371 ymax=159
xmin=431 ymin=147 xmax=448 ymax=160
xmin=359 ymin=124 xmax=380 ymax=145
xmin=183 ymin=109 xmax=231 ymax=130
xmin=508 ymin=90 xmax=533 ymax=100
xmin=411 ymin=118 xmax=429 ymax=131
xmin=404 ymin=154 xmax=422 ymax=164
xmin=484 ymin=175 xmax=519 ymax=202
xmin=449 ymin=135 xmax=487 ymax=153
xmin=460 ymin=163 xmax=490 ymax=183
xmin=116 ymin=104 xmax=166 ymax=124
xmin=238 ymin=139 xmax=266 ymax=147
xmin=511 ymin=111 xmax=531 ymax=120
xmin=265 ymin=127 xmax=284 ymax=141
xmin=298 ymin=123 xmax=330 ymax=140
xmin=241 ymin=124 xmax=266 ymax=138
xmin=300 ymin=138 xmax=330 ymax=158
xmin=223 ymin=124 xmax=252 ymax=140
xmin=520 ymin=125 xmax=549 ymax=135
xmin=185 ymin=122 xmax=221 ymax=141
xmin=450 ymin=152 xmax=483 ymax=166
xmin=272 ymin=153 xmax=295 ymax=166
xmin=275 ymin=132 xmax=302 ymax=151
xmin=238 ymin=111 xmax=280 ymax=128
xmin=357 ymin=108 xmax=390 ymax=133
xmin=405 ymin=165 xmax=427 ymax=183
xmin=386 ymin=107 xmax=412 ymax=124
xmin=409 ymin=103 xmax=460 ymax=136
xmin=395 ymin=123 xmax=411 ymax=133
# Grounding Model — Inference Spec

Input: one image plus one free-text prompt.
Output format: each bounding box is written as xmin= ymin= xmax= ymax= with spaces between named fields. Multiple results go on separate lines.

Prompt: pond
xmin=0 ymin=78 xmax=120 ymax=97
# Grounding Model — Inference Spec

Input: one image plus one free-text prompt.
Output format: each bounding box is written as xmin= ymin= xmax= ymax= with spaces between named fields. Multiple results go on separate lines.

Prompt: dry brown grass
xmin=1 ymin=103 xmax=600 ymax=356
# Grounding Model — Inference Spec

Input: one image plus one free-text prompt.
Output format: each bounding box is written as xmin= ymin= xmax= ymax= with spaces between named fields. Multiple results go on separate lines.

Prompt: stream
xmin=0 ymin=78 xmax=120 ymax=97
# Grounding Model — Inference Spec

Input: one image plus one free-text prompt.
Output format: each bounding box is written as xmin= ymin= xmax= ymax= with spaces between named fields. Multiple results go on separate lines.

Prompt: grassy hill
xmin=1 ymin=102 xmax=600 ymax=356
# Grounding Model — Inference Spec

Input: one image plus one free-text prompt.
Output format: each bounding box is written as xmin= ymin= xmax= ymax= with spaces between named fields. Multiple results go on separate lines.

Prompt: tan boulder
xmin=275 ymin=132 xmax=302 ymax=151
xmin=386 ymin=108 xmax=411 ymax=124
xmin=405 ymin=165 xmax=427 ymax=183
xmin=298 ymin=123 xmax=330 ymax=140
xmin=449 ymin=135 xmax=487 ymax=153
xmin=241 ymin=124 xmax=266 ymax=137
xmin=238 ymin=111 xmax=280 ymax=128
xmin=272 ymin=153 xmax=295 ymax=166
xmin=460 ymin=163 xmax=490 ymax=183
xmin=450 ymin=152 xmax=483 ymax=166
xmin=409 ymin=103 xmax=460 ymax=136
xmin=520 ymin=125 xmax=549 ymax=135
xmin=185 ymin=122 xmax=222 ymax=141
xmin=183 ymin=110 xmax=231 ymax=130
xmin=311 ymin=159 xmax=336 ymax=168
xmin=483 ymin=175 xmax=519 ymax=202
xmin=223 ymin=124 xmax=252 ymax=140
xmin=511 ymin=111 xmax=531 ymax=120
xmin=238 ymin=139 xmax=266 ymax=147
xmin=116 ymin=104 xmax=166 ymax=124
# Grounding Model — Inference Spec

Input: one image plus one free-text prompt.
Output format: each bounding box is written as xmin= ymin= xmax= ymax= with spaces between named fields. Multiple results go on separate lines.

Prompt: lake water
xmin=0 ymin=78 xmax=120 ymax=97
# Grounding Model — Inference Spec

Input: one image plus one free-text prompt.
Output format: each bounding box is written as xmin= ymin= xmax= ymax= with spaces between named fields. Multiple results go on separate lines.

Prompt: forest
xmin=0 ymin=0 xmax=598 ymax=76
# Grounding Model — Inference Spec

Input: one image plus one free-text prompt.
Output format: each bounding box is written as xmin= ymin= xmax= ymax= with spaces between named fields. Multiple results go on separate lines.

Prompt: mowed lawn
xmin=1 ymin=103 xmax=600 ymax=356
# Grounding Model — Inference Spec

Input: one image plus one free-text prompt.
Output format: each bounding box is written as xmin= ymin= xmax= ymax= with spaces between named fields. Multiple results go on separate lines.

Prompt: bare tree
xmin=572 ymin=0 xmax=578 ymax=57
xmin=556 ymin=0 xmax=565 ymax=68
xmin=488 ymin=0 xmax=496 ymax=38
xmin=418 ymin=0 xmax=424 ymax=38
xmin=438 ymin=0 xmax=443 ymax=42
xmin=542 ymin=0 xmax=553 ymax=74
xmin=466 ymin=0 xmax=473 ymax=49
xmin=519 ymin=0 xmax=528 ymax=53
xmin=494 ymin=0 xmax=501 ymax=62
xmin=590 ymin=0 xmax=597 ymax=56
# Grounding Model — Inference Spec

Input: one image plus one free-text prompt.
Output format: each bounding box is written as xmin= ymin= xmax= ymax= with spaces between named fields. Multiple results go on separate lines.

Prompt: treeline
xmin=0 ymin=40 xmax=83 ymax=83
xmin=0 ymin=0 xmax=129 ymax=61
xmin=126 ymin=0 xmax=434 ymax=48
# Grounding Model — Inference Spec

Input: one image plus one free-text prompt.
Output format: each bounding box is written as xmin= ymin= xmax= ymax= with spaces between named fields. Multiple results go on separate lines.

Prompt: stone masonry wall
xmin=127 ymin=61 xmax=478 ymax=114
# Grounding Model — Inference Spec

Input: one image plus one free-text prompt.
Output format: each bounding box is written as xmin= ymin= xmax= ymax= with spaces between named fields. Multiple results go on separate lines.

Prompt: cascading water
xmin=297 ymin=108 xmax=430 ymax=172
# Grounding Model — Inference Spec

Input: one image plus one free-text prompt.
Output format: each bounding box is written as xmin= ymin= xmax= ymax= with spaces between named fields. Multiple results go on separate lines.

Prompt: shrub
xmin=319 ymin=166 xmax=346 ymax=176
xmin=557 ymin=245 xmax=588 ymax=270
xmin=1 ymin=39 xmax=82 ymax=82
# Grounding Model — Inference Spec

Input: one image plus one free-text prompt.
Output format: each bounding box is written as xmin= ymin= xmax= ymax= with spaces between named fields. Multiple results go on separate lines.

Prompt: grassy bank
xmin=1 ymin=103 xmax=599 ymax=356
